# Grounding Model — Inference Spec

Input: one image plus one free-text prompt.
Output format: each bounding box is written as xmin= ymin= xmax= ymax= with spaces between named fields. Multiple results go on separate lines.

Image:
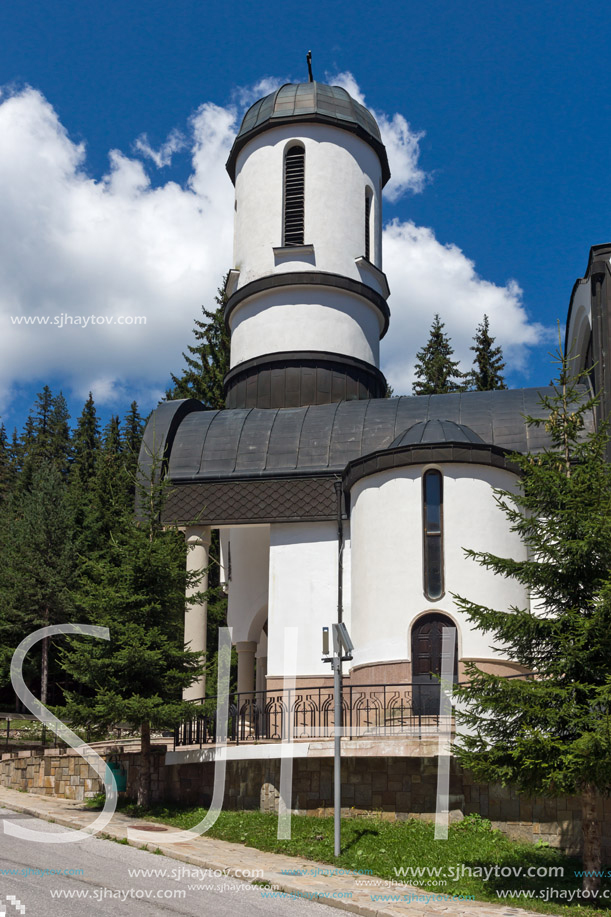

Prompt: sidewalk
xmin=0 ymin=785 xmax=549 ymax=917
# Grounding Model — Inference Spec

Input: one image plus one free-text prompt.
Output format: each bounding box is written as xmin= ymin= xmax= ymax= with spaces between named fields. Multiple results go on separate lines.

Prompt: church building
xmin=138 ymin=78 xmax=594 ymax=711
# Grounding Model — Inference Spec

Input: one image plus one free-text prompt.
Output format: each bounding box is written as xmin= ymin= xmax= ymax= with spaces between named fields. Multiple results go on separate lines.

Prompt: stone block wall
xmin=0 ymin=748 xmax=104 ymax=802
xmin=0 ymin=746 xmax=167 ymax=803
xmin=2 ymin=747 xmax=610 ymax=859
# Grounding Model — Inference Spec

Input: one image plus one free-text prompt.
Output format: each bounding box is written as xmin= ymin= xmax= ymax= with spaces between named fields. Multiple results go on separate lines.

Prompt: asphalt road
xmin=0 ymin=807 xmax=340 ymax=917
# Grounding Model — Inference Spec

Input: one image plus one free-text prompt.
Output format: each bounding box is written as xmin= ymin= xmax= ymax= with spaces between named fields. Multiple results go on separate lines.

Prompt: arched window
xmin=364 ymin=190 xmax=373 ymax=260
xmin=423 ymin=469 xmax=444 ymax=600
xmin=411 ymin=613 xmax=458 ymax=715
xmin=283 ymin=145 xmax=305 ymax=246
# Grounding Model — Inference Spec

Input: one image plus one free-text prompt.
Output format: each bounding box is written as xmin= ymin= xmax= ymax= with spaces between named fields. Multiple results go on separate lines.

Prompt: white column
xmin=236 ymin=641 xmax=257 ymax=699
xmin=184 ymin=525 xmax=211 ymax=701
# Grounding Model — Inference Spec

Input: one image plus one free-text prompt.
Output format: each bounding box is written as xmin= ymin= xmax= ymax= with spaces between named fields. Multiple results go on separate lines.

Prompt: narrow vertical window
xmin=365 ymin=190 xmax=372 ymax=260
xmin=423 ymin=470 xmax=444 ymax=600
xmin=284 ymin=145 xmax=305 ymax=246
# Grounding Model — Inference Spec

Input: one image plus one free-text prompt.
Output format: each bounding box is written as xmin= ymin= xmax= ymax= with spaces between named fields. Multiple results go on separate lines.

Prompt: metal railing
xmin=174 ymin=682 xmax=454 ymax=749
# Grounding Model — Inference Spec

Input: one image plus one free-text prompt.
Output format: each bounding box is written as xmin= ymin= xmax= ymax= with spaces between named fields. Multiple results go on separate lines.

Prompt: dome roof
xmin=226 ymin=82 xmax=390 ymax=185
xmin=390 ymin=419 xmax=485 ymax=449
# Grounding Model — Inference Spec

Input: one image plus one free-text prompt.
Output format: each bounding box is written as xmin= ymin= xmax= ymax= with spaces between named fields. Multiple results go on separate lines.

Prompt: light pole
xmin=322 ymin=622 xmax=354 ymax=857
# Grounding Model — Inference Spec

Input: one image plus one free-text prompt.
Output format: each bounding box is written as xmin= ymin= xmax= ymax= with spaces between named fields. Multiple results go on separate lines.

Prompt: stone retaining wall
xmin=2 ymin=747 xmax=610 ymax=859
xmin=0 ymin=748 xmax=105 ymax=801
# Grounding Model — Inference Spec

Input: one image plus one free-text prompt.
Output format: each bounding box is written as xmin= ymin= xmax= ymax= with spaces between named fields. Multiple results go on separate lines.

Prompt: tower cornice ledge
xmin=224 ymin=270 xmax=391 ymax=339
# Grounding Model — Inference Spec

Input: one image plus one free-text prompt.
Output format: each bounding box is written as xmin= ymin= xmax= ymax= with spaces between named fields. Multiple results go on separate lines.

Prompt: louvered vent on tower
xmin=283 ymin=145 xmax=305 ymax=246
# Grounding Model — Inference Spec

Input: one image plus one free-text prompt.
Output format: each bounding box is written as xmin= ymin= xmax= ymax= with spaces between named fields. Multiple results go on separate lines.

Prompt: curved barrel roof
xmin=144 ymin=387 xmax=589 ymax=484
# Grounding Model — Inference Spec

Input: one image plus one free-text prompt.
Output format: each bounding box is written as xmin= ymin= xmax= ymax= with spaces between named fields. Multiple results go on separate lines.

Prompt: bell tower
xmin=223 ymin=80 xmax=391 ymax=409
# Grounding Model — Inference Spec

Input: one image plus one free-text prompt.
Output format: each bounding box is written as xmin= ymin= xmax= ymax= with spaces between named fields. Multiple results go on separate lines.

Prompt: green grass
xmin=86 ymin=798 xmax=611 ymax=916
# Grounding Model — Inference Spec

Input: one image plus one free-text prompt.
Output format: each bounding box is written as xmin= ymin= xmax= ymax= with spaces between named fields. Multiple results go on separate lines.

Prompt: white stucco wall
xmin=267 ymin=521 xmax=351 ymax=678
xmin=225 ymin=525 xmax=270 ymax=644
xmin=233 ymin=123 xmax=383 ymax=286
xmin=228 ymin=286 xmax=382 ymax=368
xmin=349 ymin=464 xmax=528 ymax=670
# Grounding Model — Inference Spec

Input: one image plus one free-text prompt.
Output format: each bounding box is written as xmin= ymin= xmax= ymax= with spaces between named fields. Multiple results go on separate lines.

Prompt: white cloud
xmin=381 ymin=220 xmax=547 ymax=394
xmin=330 ymin=71 xmax=427 ymax=200
xmin=133 ymin=129 xmax=185 ymax=168
xmin=0 ymin=81 xmax=545 ymax=418
xmin=232 ymin=77 xmax=287 ymax=109
xmin=0 ymin=86 xmax=236 ymax=415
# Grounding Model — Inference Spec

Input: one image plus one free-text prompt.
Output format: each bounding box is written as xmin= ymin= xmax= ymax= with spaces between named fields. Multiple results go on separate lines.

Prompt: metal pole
xmin=333 ymin=481 xmax=344 ymax=858
xmin=334 ymin=481 xmax=344 ymax=625
xmin=334 ymin=654 xmax=341 ymax=857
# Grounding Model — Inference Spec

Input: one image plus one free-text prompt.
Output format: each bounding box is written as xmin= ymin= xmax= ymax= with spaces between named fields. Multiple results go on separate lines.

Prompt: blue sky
xmin=0 ymin=0 xmax=607 ymax=435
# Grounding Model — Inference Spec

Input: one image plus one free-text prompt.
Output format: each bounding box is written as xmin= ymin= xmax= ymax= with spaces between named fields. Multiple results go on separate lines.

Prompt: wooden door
xmin=411 ymin=614 xmax=457 ymax=716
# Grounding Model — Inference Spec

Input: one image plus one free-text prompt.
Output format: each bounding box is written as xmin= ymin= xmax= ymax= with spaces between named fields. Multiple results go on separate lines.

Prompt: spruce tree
xmin=0 ymin=463 xmax=75 ymax=703
xmin=59 ymin=465 xmax=205 ymax=806
xmin=122 ymin=401 xmax=144 ymax=460
xmin=9 ymin=428 xmax=20 ymax=473
xmin=17 ymin=415 xmax=36 ymax=492
xmin=20 ymin=388 xmax=72 ymax=487
xmin=122 ymin=401 xmax=145 ymax=496
xmin=469 ymin=314 xmax=506 ymax=391
xmin=0 ymin=424 xmax=15 ymax=501
xmin=33 ymin=385 xmax=54 ymax=445
xmin=412 ymin=314 xmax=466 ymax=395
xmin=452 ymin=345 xmax=611 ymax=893
xmin=68 ymin=394 xmax=102 ymax=564
xmin=71 ymin=393 xmax=100 ymax=488
xmin=91 ymin=416 xmax=131 ymax=541
xmin=166 ymin=275 xmax=230 ymax=408
xmin=46 ymin=392 xmax=71 ymax=474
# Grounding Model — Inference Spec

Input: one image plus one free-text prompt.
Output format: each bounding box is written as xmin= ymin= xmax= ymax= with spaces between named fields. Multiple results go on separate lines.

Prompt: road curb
xmin=0 ymin=790 xmax=548 ymax=917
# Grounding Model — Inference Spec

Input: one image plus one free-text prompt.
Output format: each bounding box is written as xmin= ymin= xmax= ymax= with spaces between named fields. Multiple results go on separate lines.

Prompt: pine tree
xmin=452 ymin=344 xmax=611 ymax=893
xmin=59 ymin=464 xmax=205 ymax=806
xmin=0 ymin=463 xmax=75 ymax=703
xmin=91 ymin=416 xmax=131 ymax=541
xmin=469 ymin=314 xmax=506 ymax=391
xmin=10 ymin=428 xmax=20 ymax=473
xmin=33 ymin=386 xmax=54 ymax=446
xmin=46 ymin=392 xmax=71 ymax=474
xmin=71 ymin=393 xmax=100 ymax=488
xmin=166 ymin=275 xmax=230 ymax=408
xmin=17 ymin=414 xmax=37 ymax=492
xmin=412 ymin=314 xmax=466 ymax=395
xmin=122 ymin=401 xmax=145 ymax=495
xmin=0 ymin=424 xmax=15 ymax=501
xmin=67 ymin=394 xmax=102 ymax=564
xmin=20 ymin=388 xmax=72 ymax=486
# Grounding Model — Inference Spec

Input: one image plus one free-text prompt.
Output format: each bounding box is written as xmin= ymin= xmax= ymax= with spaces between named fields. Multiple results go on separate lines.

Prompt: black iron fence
xmin=174 ymin=682 xmax=455 ymax=749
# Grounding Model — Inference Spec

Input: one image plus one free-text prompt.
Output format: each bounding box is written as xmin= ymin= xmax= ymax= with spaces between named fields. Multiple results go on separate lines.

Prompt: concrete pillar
xmin=236 ymin=641 xmax=257 ymax=700
xmin=255 ymin=654 xmax=267 ymax=694
xmin=183 ymin=525 xmax=211 ymax=701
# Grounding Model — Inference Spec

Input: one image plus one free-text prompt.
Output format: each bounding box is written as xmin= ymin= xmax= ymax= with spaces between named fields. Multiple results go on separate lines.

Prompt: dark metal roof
xmin=239 ymin=82 xmax=382 ymax=142
xmin=146 ymin=387 xmax=592 ymax=484
xmin=390 ymin=419 xmax=484 ymax=448
xmin=226 ymin=82 xmax=390 ymax=186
